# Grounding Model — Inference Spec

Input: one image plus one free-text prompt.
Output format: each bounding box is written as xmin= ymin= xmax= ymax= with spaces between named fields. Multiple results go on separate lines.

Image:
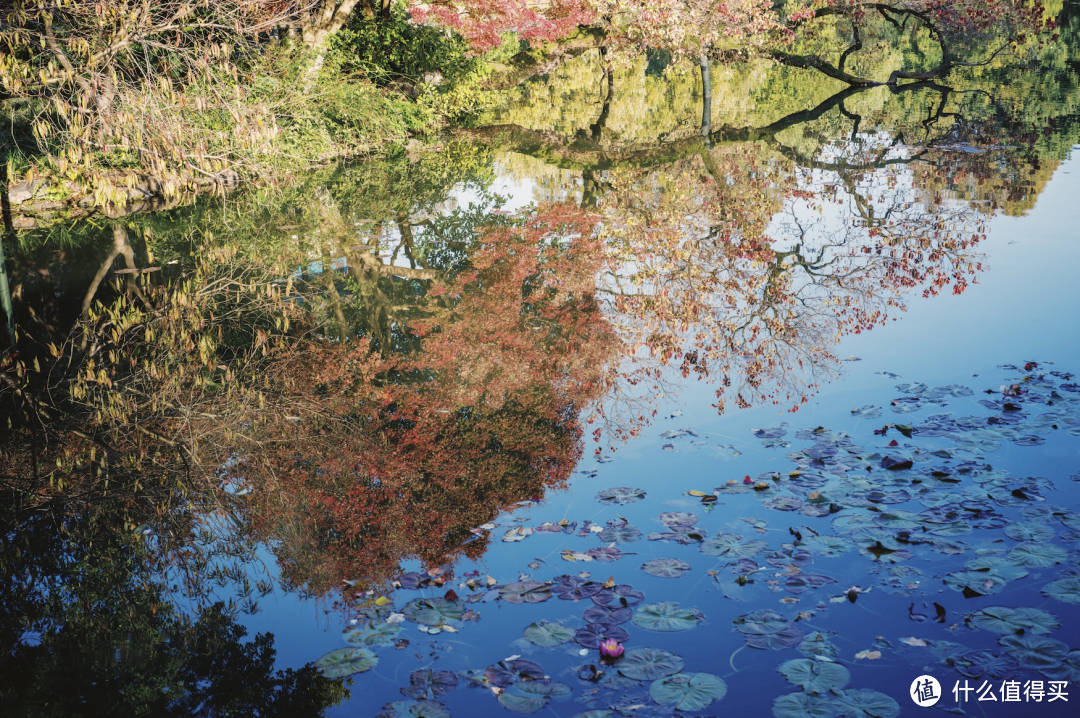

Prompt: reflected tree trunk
xmin=0 ymin=227 xmax=14 ymax=348
xmin=700 ymin=53 xmax=712 ymax=138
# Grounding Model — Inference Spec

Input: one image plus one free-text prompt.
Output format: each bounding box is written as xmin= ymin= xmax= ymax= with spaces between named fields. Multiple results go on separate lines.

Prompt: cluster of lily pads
xmin=315 ymin=363 xmax=1080 ymax=716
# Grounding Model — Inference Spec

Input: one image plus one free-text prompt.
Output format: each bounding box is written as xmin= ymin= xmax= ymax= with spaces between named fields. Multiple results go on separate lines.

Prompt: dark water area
xmin=4 ymin=7 xmax=1080 ymax=717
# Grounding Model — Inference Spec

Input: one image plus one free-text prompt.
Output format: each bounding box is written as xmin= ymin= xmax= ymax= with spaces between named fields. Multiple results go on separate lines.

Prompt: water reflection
xmin=3 ymin=27 xmax=1080 ymax=711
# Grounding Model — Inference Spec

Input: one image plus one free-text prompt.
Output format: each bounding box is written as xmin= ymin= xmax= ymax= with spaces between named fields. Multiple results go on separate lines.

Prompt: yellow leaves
xmin=374 ymin=596 xmax=390 ymax=606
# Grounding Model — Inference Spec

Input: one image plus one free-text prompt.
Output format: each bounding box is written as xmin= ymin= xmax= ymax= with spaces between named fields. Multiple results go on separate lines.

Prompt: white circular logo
xmin=910 ymin=675 xmax=941 ymax=707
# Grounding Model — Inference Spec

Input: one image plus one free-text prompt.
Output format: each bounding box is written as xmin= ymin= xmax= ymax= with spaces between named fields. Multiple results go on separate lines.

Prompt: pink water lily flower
xmin=599 ymin=639 xmax=624 ymax=659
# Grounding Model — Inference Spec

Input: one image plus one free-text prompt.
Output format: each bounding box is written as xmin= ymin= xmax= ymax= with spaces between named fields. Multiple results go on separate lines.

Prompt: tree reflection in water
xmin=2 ymin=54 xmax=1076 ymax=705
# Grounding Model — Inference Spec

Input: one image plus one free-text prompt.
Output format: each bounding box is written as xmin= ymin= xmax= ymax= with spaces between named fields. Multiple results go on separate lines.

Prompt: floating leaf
xmin=552 ymin=575 xmax=604 ymax=600
xmin=802 ymin=536 xmax=853 ymax=557
xmin=1007 ymin=542 xmax=1068 ymax=567
xmin=832 ymin=688 xmax=900 ymax=718
xmin=574 ymin=622 xmax=628 ymax=648
xmin=950 ymin=650 xmax=1018 ymax=680
xmin=778 ymin=659 xmax=850 ymax=693
xmin=586 ymin=546 xmax=624 ymax=562
xmin=772 ymin=692 xmax=833 ymax=718
xmin=344 ymin=620 xmax=401 ymax=646
xmin=1043 ymin=576 xmax=1080 ymax=604
xmin=631 ymin=602 xmax=704 ymax=632
xmin=592 ymin=585 xmax=645 ymax=607
xmin=968 ymin=606 xmax=1060 ymax=635
xmin=764 ymin=496 xmax=804 ymax=512
xmin=747 ymin=625 xmax=804 ymax=650
xmin=1004 ymin=522 xmax=1056 ymax=542
xmin=381 ymin=700 xmax=451 ymax=718
xmin=314 ymin=647 xmax=377 ymax=678
xmin=999 ymin=634 xmax=1070 ymax=669
xmin=501 ymin=582 xmax=552 ymax=604
xmin=400 ymin=670 xmax=458 ymax=700
xmin=784 ymin=574 xmax=837 ymax=594
xmin=733 ymin=610 xmax=789 ymax=635
xmin=523 ymin=621 xmax=575 ymax=647
xmin=402 ymin=597 xmax=464 ymax=626
xmin=497 ymin=680 xmax=571 ymax=714
xmin=596 ymin=487 xmax=646 ymax=505
xmin=1041 ymin=650 xmax=1080 ymax=682
xmin=649 ymin=672 xmax=727 ymax=711
xmin=617 ymin=647 xmax=684 ymax=680
xmin=582 ymin=605 xmax=632 ymax=625
xmin=485 ymin=660 xmax=544 ymax=687
xmin=598 ymin=524 xmax=643 ymax=544
xmin=943 ymin=570 xmax=1007 ymax=596
xmin=700 ymin=533 xmax=767 ymax=559
xmin=641 ymin=558 xmax=691 ymax=578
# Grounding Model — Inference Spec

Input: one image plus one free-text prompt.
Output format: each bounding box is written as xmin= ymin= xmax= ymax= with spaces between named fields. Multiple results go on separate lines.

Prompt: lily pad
xmin=772 ymin=692 xmax=833 ymax=718
xmin=1008 ymin=542 xmax=1068 ymax=567
xmin=598 ymin=524 xmax=643 ymax=544
xmin=1004 ymin=522 xmax=1056 ymax=542
xmin=999 ymin=634 xmax=1070 ymax=669
xmin=631 ymin=602 xmax=704 ymax=632
xmin=784 ymin=573 xmax=837 ymax=594
xmin=1041 ymin=650 xmax=1080 ymax=682
xmin=523 ymin=621 xmax=575 ymax=647
xmin=746 ymin=625 xmax=804 ymax=650
xmin=597 ymin=487 xmax=646 ymax=505
xmin=733 ymin=610 xmax=789 ymax=635
xmin=617 ymin=647 xmax=684 ymax=681
xmin=381 ymin=700 xmax=451 ymax=718
xmin=778 ymin=659 xmax=850 ymax=693
xmin=700 ymin=533 xmax=767 ymax=559
xmin=344 ymin=620 xmax=401 ymax=646
xmin=582 ymin=605 xmax=632 ymax=625
xmin=485 ymin=660 xmax=544 ymax=687
xmin=943 ymin=570 xmax=1007 ymax=596
xmin=574 ymin=622 xmax=629 ymax=648
xmin=832 ymin=688 xmax=900 ymax=718
xmin=552 ymin=575 xmax=604 ymax=600
xmin=401 ymin=670 xmax=458 ymax=700
xmin=497 ymin=680 xmax=571 ymax=714
xmin=968 ymin=606 xmax=1059 ymax=635
xmin=501 ymin=581 xmax=552 ymax=604
xmin=592 ymin=585 xmax=645 ymax=607
xmin=641 ymin=558 xmax=691 ymax=578
xmin=402 ymin=597 xmax=465 ymax=626
xmin=764 ymin=496 xmax=804 ymax=512
xmin=314 ymin=647 xmax=378 ymax=679
xmin=1043 ymin=576 xmax=1080 ymax=604
xmin=650 ymin=672 xmax=728 ymax=711
xmin=950 ymin=650 xmax=1018 ymax=680
xmin=803 ymin=536 xmax=853 ymax=557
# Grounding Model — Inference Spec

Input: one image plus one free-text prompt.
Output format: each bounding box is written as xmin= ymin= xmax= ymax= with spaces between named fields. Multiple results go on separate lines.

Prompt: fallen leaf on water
xmin=901 ymin=637 xmax=929 ymax=647
xmin=374 ymin=597 xmax=390 ymax=607
xmin=855 ymin=650 xmax=881 ymax=660
xmin=688 ymin=490 xmax=708 ymax=497
xmin=603 ymin=577 xmax=616 ymax=589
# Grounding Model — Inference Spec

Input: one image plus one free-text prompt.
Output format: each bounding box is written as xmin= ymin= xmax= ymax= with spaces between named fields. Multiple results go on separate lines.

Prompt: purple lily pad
xmin=592 ymin=585 xmax=645 ymax=608
xmin=583 ymin=605 xmax=633 ymax=625
xmin=585 ymin=546 xmax=625 ymax=562
xmin=641 ymin=558 xmax=692 ymax=578
xmin=400 ymin=670 xmax=458 ymax=700
xmin=485 ymin=660 xmax=544 ymax=688
xmin=574 ymin=622 xmax=629 ymax=648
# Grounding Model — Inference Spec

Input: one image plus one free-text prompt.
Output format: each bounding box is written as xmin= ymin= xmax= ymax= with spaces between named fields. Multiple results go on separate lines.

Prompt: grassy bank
xmin=0 ymin=10 xmax=515 ymax=217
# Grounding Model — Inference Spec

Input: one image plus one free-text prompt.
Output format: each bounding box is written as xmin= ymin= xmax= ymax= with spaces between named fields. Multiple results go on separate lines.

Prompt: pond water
xmin=4 ymin=8 xmax=1080 ymax=718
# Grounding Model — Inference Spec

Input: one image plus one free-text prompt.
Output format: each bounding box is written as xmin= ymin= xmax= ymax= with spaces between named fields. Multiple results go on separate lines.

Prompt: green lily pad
xmin=772 ymin=692 xmax=833 ymax=718
xmin=803 ymin=536 xmax=853 ymax=557
xmin=402 ymin=597 xmax=465 ymax=626
xmin=501 ymin=581 xmax=552 ymax=604
xmin=344 ymin=620 xmax=401 ymax=646
xmin=798 ymin=632 xmax=839 ymax=662
xmin=999 ymin=634 xmax=1070 ymax=669
xmin=650 ymin=672 xmax=727 ymax=711
xmin=778 ymin=658 xmax=850 ymax=693
xmin=631 ymin=602 xmax=704 ymax=632
xmin=943 ymin=570 xmax=1007 ymax=596
xmin=523 ymin=621 xmax=575 ymax=647
xmin=964 ymin=556 xmax=1029 ymax=581
xmin=699 ymin=533 xmax=767 ymax=559
xmin=641 ymin=558 xmax=692 ymax=578
xmin=1041 ymin=650 xmax=1080 ymax=682
xmin=733 ymin=609 xmax=789 ymax=635
xmin=968 ymin=606 xmax=1059 ymax=635
xmin=1004 ymin=522 xmax=1056 ymax=542
xmin=314 ymin=647 xmax=378 ymax=679
xmin=617 ymin=647 xmax=684 ymax=680
xmin=497 ymin=680 xmax=571 ymax=714
xmin=832 ymin=688 xmax=900 ymax=718
xmin=1043 ymin=576 xmax=1080 ymax=604
xmin=382 ymin=700 xmax=451 ymax=718
xmin=596 ymin=487 xmax=646 ymax=505
xmin=1007 ymin=542 xmax=1068 ymax=567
